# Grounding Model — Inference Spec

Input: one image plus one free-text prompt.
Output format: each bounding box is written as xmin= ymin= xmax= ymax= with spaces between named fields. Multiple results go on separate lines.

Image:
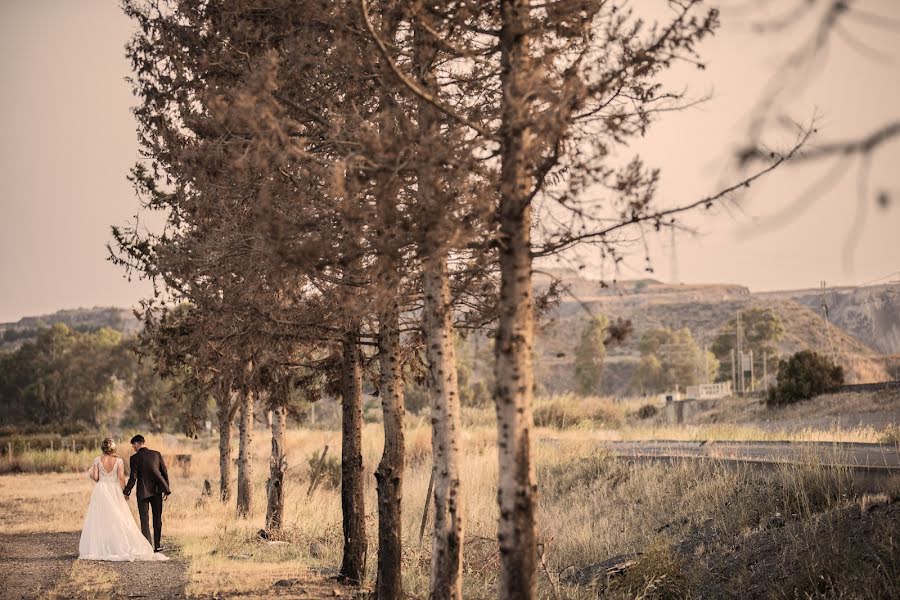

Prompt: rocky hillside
xmin=533 ymin=272 xmax=899 ymax=394
xmin=756 ymin=283 xmax=900 ymax=355
xmin=0 ymin=307 xmax=141 ymax=350
xmin=4 ymin=277 xmax=897 ymax=395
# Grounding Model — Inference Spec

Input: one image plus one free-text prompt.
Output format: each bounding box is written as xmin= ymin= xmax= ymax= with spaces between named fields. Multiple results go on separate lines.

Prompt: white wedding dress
xmin=78 ymin=456 xmax=168 ymax=561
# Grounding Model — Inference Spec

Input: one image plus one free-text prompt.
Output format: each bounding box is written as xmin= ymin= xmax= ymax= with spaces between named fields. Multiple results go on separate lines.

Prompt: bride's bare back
xmin=91 ymin=454 xmax=123 ymax=486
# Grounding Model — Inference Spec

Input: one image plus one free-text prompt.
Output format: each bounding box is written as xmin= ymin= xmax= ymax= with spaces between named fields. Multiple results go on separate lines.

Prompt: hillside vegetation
xmin=532 ymin=273 xmax=897 ymax=396
xmin=0 ymin=307 xmax=140 ymax=351
xmin=758 ymin=283 xmax=900 ymax=354
xmin=2 ymin=278 xmax=897 ymax=404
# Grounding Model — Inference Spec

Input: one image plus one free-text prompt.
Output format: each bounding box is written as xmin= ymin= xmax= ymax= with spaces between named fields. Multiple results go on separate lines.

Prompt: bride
xmin=78 ymin=437 xmax=168 ymax=561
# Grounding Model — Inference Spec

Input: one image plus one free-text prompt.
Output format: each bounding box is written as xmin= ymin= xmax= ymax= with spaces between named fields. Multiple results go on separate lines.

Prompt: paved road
xmin=604 ymin=440 xmax=900 ymax=470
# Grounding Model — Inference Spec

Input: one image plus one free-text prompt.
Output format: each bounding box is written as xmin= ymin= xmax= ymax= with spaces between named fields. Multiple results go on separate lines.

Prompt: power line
xmin=737 ymin=309 xmax=744 ymax=395
xmin=857 ymin=270 xmax=900 ymax=287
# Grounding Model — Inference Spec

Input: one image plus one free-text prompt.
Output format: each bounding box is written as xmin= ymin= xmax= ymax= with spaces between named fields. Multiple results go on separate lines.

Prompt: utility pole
xmin=703 ymin=342 xmax=709 ymax=384
xmin=763 ymin=352 xmax=768 ymax=390
xmin=737 ymin=310 xmax=744 ymax=395
xmin=731 ymin=348 xmax=737 ymax=397
xmin=820 ymin=281 xmax=837 ymax=364
xmin=670 ymin=227 xmax=679 ymax=285
xmin=749 ymin=349 xmax=754 ymax=392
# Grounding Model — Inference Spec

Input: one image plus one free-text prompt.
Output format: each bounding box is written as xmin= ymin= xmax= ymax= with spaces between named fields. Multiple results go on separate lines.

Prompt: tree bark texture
xmin=265 ymin=403 xmax=287 ymax=533
xmin=423 ymin=254 xmax=465 ymax=600
xmin=411 ymin=15 xmax=466 ymax=597
xmin=375 ymin=303 xmax=405 ymax=599
xmin=216 ymin=390 xmax=237 ymax=502
xmin=496 ymin=1 xmax=538 ymax=598
xmin=236 ymin=390 xmax=254 ymax=518
xmin=340 ymin=330 xmax=368 ymax=584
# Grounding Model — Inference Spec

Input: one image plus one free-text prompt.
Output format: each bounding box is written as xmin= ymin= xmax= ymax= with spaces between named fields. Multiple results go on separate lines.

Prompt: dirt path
xmin=0 ymin=531 xmax=187 ymax=600
xmin=0 ymin=473 xmax=362 ymax=600
xmin=0 ymin=530 xmax=363 ymax=600
xmin=0 ymin=532 xmax=76 ymax=600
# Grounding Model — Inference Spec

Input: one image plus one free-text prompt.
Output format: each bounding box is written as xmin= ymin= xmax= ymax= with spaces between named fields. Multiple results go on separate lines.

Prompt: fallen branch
xmin=306 ymin=445 xmax=330 ymax=496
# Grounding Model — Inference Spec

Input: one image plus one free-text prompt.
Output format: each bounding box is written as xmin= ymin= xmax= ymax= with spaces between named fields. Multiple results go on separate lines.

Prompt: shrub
xmin=0 ymin=448 xmax=96 ymax=475
xmin=538 ymin=451 xmax=624 ymax=498
xmin=766 ymin=350 xmax=844 ymax=406
xmin=306 ymin=451 xmax=341 ymax=490
xmin=636 ymin=404 xmax=659 ymax=419
xmin=533 ymin=395 xmax=623 ymax=429
xmin=403 ymin=381 xmax=430 ymax=415
xmin=878 ymin=424 xmax=900 ymax=446
xmin=460 ymin=379 xmax=491 ymax=407
xmin=605 ymin=541 xmax=689 ymax=600
xmin=534 ymin=398 xmax=579 ymax=429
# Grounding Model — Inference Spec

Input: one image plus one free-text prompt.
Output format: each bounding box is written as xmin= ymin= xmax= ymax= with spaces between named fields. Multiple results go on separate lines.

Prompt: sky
xmin=1 ymin=1 xmax=898 ymax=322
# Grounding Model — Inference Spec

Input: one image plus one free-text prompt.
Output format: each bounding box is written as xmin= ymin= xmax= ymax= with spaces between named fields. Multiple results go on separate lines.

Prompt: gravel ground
xmin=0 ymin=531 xmax=187 ymax=600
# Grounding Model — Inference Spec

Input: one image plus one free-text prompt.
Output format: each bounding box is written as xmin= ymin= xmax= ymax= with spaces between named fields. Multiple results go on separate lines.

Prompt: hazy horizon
xmin=5 ymin=272 xmax=900 ymax=325
xmin=1 ymin=0 xmax=898 ymax=322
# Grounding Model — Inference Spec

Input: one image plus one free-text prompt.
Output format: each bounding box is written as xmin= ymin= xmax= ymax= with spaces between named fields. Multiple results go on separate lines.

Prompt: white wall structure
xmin=684 ymin=382 xmax=733 ymax=400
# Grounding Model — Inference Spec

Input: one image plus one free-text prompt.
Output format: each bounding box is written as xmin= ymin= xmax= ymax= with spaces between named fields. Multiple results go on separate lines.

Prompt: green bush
xmin=766 ymin=350 xmax=844 ymax=406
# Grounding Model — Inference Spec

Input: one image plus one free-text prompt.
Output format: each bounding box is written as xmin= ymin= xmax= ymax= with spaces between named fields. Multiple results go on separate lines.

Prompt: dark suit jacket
xmin=124 ymin=448 xmax=171 ymax=500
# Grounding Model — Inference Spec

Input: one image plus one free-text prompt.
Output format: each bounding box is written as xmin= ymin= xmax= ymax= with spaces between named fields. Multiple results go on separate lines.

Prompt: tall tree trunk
xmin=423 ymin=254 xmax=465 ymax=599
xmin=216 ymin=390 xmax=237 ymax=502
xmin=412 ymin=12 xmax=466 ymax=595
xmin=370 ymin=7 xmax=406 ymax=596
xmin=375 ymin=303 xmax=405 ymax=599
xmin=496 ymin=1 xmax=538 ymax=598
xmin=236 ymin=390 xmax=254 ymax=518
xmin=265 ymin=403 xmax=287 ymax=534
xmin=340 ymin=329 xmax=367 ymax=584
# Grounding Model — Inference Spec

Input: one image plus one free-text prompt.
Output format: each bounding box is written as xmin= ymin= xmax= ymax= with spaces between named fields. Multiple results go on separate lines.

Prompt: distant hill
xmin=533 ymin=272 xmax=899 ymax=394
xmin=4 ymin=277 xmax=897 ymax=395
xmin=756 ymin=284 xmax=900 ymax=355
xmin=0 ymin=307 xmax=141 ymax=350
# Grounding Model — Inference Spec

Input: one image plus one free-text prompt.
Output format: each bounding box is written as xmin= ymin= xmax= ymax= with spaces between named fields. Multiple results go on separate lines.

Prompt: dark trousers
xmin=137 ymin=493 xmax=164 ymax=549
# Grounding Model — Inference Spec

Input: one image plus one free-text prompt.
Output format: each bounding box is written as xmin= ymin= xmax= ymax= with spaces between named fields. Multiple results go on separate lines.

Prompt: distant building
xmin=660 ymin=390 xmax=681 ymax=403
xmin=684 ymin=382 xmax=732 ymax=400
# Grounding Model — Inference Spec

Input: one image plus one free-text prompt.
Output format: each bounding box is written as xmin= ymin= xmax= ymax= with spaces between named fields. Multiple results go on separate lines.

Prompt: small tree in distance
xmin=634 ymin=326 xmax=718 ymax=394
xmin=712 ymin=307 xmax=785 ymax=380
xmin=574 ymin=315 xmax=609 ymax=396
xmin=767 ymin=350 xmax=844 ymax=406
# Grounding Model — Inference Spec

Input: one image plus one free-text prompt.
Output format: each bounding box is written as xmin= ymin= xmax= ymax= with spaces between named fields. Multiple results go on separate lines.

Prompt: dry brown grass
xmin=0 ymin=447 xmax=99 ymax=475
xmin=44 ymin=561 xmax=120 ymax=600
xmin=0 ymin=472 xmax=94 ymax=534
xmin=533 ymin=394 xmax=628 ymax=429
xmin=1 ymin=407 xmax=896 ymax=598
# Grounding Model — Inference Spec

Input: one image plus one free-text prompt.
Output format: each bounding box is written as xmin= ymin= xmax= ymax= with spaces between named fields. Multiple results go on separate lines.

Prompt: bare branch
xmin=358 ymin=0 xmax=498 ymax=142
xmin=536 ymin=127 xmax=813 ymax=257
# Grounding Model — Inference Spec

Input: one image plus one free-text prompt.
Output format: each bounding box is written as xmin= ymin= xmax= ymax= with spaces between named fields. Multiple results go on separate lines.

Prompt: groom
xmin=123 ymin=435 xmax=171 ymax=552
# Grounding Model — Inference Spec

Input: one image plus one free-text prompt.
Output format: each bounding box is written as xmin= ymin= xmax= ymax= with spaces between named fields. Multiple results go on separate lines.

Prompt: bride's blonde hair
xmin=100 ymin=437 xmax=117 ymax=456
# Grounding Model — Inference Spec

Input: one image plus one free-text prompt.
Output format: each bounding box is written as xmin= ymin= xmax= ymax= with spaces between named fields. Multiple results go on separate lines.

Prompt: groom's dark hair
xmin=130 ymin=434 xmax=145 ymax=444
